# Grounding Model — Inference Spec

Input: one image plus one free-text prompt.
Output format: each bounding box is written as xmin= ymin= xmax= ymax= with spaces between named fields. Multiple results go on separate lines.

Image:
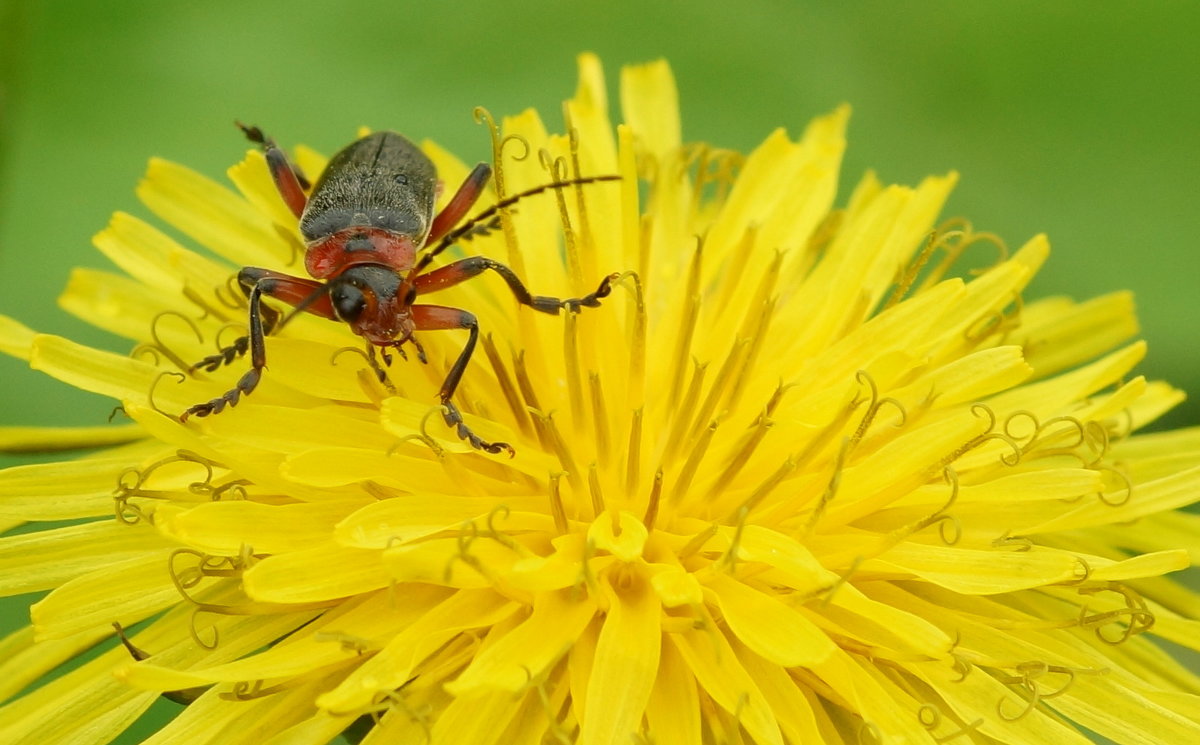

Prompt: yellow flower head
xmin=2 ymin=55 xmax=1200 ymax=745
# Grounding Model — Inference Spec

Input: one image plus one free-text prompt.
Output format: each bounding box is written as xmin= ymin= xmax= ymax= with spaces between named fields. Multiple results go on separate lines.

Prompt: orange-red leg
xmin=238 ymin=123 xmax=308 ymax=218
xmin=415 ymin=256 xmax=619 ymax=314
xmin=427 ymin=162 xmax=491 ymax=245
xmin=411 ymin=304 xmax=511 ymax=455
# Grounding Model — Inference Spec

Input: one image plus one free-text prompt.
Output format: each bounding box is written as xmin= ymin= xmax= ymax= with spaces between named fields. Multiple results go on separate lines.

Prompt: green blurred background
xmin=0 ymin=1 xmax=1196 ymax=742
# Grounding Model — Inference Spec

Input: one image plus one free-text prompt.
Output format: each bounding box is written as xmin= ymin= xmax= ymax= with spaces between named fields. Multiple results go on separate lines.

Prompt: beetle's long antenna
xmin=409 ymin=174 xmax=621 ymax=280
xmin=272 ymin=284 xmax=333 ymax=333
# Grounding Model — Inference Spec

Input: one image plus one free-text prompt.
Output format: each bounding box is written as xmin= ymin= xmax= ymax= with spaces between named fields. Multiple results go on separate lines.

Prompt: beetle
xmin=181 ymin=124 xmax=620 ymax=455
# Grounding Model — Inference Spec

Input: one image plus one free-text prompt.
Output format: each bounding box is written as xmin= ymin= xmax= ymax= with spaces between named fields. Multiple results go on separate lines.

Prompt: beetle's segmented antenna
xmin=410 ymin=175 xmax=621 ymax=279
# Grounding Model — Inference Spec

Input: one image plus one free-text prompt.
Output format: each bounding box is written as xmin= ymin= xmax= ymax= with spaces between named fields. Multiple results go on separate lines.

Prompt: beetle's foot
xmin=191 ymin=336 xmax=249 ymax=373
xmin=441 ymin=401 xmax=513 ymax=457
xmin=180 ymin=368 xmax=260 ymax=421
xmin=364 ymin=345 xmax=397 ymax=393
xmin=563 ymin=272 xmax=621 ymax=312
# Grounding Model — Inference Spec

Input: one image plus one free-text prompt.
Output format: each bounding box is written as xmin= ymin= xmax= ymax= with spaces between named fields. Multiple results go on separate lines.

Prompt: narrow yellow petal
xmin=909 ymin=659 xmax=1096 ymax=745
xmin=318 ymin=588 xmax=515 ymax=712
xmin=30 ymin=551 xmax=177 ymax=641
xmin=0 ymin=315 xmax=37 ymax=361
xmin=0 ymin=424 xmax=143 ymax=454
xmin=335 ymin=494 xmax=544 ymax=549
xmin=619 ymin=59 xmax=680 ymax=163
xmin=137 ymin=157 xmax=291 ymax=269
xmin=0 ymin=520 xmax=173 ymax=595
xmin=243 ymin=544 xmax=391 ymax=603
xmin=429 ymin=686 xmax=529 ymax=745
xmin=580 ymin=567 xmax=661 ymax=745
xmin=0 ymin=454 xmax=135 ymax=519
xmin=645 ymin=636 xmax=701 ymax=745
xmin=1026 ymin=465 xmax=1200 ymax=534
xmin=446 ymin=589 xmax=596 ymax=696
xmin=811 ymin=649 xmax=934 ymax=743
xmin=705 ymin=572 xmax=834 ymax=667
xmin=30 ymin=335 xmax=165 ymax=408
xmin=1018 ymin=291 xmax=1140 ymax=378
xmin=732 ymin=638 xmax=827 ymax=744
xmin=668 ymin=608 xmax=784 ymax=745
xmin=160 ymin=499 xmax=367 ymax=555
xmin=862 ymin=543 xmax=1084 ymax=594
xmin=92 ymin=211 xmax=229 ymax=293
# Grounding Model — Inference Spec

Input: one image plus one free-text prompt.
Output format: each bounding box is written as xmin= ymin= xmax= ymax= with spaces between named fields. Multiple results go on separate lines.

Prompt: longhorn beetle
xmin=181 ymin=124 xmax=620 ymax=455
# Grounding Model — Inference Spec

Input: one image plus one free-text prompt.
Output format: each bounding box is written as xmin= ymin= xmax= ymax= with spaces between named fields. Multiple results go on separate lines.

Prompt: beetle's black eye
xmin=331 ymin=283 xmax=367 ymax=323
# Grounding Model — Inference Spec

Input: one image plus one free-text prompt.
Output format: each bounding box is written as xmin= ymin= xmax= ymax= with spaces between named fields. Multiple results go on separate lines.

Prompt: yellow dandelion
xmin=2 ymin=54 xmax=1200 ymax=745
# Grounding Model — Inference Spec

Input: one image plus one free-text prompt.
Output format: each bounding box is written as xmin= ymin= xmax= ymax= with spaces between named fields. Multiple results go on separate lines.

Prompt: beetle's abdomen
xmin=300 ymin=132 xmax=438 ymax=243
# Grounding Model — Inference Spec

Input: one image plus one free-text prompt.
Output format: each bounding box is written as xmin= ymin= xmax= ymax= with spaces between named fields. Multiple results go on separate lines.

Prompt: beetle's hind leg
xmin=237 ymin=122 xmax=310 ymax=217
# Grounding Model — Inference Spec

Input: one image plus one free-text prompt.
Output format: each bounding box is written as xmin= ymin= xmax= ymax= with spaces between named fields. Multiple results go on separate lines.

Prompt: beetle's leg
xmin=410 ymin=174 xmax=621 ymax=279
xmin=365 ymin=342 xmax=396 ymax=392
xmin=237 ymin=122 xmax=309 ymax=218
xmin=415 ymin=257 xmax=620 ymax=315
xmin=426 ymin=163 xmax=491 ymax=245
xmin=183 ymin=271 xmax=334 ymax=421
xmin=191 ymin=267 xmax=330 ymax=372
xmin=411 ymin=304 xmax=512 ymax=456
xmin=193 ymin=268 xmax=279 ymax=372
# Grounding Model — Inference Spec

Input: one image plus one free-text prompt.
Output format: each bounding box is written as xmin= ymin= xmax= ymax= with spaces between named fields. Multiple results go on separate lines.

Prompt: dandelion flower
xmin=3 ymin=54 xmax=1200 ymax=745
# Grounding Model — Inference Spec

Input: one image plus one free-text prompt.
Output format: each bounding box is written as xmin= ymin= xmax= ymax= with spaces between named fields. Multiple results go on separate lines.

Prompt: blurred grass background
xmin=0 ymin=1 xmax=1196 ymax=742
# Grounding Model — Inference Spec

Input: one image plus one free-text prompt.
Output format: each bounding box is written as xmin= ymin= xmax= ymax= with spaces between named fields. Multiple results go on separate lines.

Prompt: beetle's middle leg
xmin=414 ymin=257 xmax=620 ymax=315
xmin=183 ymin=270 xmax=335 ymax=420
xmin=411 ymin=304 xmax=512 ymax=456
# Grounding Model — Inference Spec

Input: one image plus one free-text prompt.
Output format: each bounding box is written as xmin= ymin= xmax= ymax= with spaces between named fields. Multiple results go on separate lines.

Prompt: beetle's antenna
xmin=409 ymin=174 xmax=621 ymax=280
xmin=271 ymin=283 xmax=333 ymax=333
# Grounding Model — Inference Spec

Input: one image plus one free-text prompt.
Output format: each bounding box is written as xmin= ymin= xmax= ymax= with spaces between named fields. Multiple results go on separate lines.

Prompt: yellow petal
xmin=0 ymin=454 xmax=136 ymax=519
xmin=30 ymin=551 xmax=177 ymax=641
xmin=243 ymin=544 xmax=391 ymax=603
xmin=137 ymin=157 xmax=291 ymax=269
xmin=161 ymin=498 xmax=368 ymax=554
xmin=0 ymin=520 xmax=173 ymax=595
xmin=0 ymin=315 xmax=37 ymax=361
xmin=318 ymin=588 xmax=515 ymax=712
xmin=668 ymin=607 xmax=783 ymax=745
xmin=0 ymin=424 xmax=144 ymax=454
xmin=446 ymin=588 xmax=596 ymax=696
xmin=645 ymin=636 xmax=701 ymax=745
xmin=335 ymin=493 xmax=544 ymax=549
xmin=861 ymin=542 xmax=1084 ymax=594
xmin=705 ymin=572 xmax=834 ymax=667
xmin=580 ymin=567 xmax=661 ymax=745
xmin=619 ymin=59 xmax=680 ymax=163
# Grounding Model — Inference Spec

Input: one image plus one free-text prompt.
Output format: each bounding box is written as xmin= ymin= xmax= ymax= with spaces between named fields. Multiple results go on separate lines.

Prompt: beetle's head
xmin=327 ymin=264 xmax=415 ymax=344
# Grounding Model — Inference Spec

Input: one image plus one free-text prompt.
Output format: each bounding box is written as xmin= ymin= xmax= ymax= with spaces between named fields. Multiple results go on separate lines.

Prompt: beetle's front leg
xmin=192 ymin=267 xmax=284 ymax=373
xmin=365 ymin=342 xmax=397 ymax=393
xmin=412 ymin=304 xmax=512 ymax=456
xmin=183 ymin=270 xmax=335 ymax=420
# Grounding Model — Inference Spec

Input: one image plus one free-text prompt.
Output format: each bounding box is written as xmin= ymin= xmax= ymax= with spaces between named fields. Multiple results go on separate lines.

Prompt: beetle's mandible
xmin=181 ymin=124 xmax=621 ymax=455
